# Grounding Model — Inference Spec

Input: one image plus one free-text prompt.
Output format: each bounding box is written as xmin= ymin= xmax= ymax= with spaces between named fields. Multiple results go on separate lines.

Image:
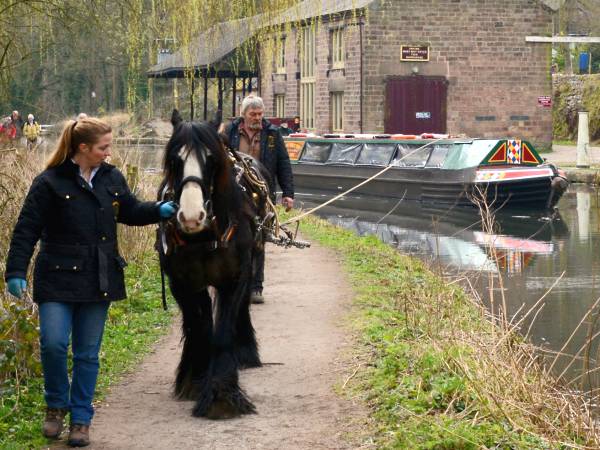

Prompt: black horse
xmin=157 ymin=110 xmax=269 ymax=419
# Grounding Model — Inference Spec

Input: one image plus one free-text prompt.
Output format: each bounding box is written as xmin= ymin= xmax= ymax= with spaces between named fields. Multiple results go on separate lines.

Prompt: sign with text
xmin=401 ymin=45 xmax=430 ymax=62
xmin=538 ymin=96 xmax=552 ymax=108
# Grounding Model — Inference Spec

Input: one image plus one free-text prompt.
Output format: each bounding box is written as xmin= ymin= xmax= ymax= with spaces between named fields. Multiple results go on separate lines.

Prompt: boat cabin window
xmin=326 ymin=143 xmax=362 ymax=164
xmin=394 ymin=144 xmax=432 ymax=167
xmin=355 ymin=143 xmax=395 ymax=166
xmin=300 ymin=142 xmax=332 ymax=163
xmin=425 ymin=145 xmax=452 ymax=168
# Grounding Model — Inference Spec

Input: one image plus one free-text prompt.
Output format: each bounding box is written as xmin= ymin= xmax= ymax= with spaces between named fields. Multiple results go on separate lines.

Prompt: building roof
xmin=147 ymin=0 xmax=374 ymax=77
xmin=148 ymin=0 xmax=559 ymax=77
xmin=147 ymin=15 xmax=265 ymax=77
xmin=539 ymin=0 xmax=564 ymax=11
xmin=274 ymin=0 xmax=374 ymax=24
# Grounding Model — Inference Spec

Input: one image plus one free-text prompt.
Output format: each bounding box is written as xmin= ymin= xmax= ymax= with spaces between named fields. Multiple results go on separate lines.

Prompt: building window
xmin=331 ymin=28 xmax=344 ymax=69
xmin=275 ymin=94 xmax=285 ymax=117
xmin=300 ymin=26 xmax=316 ymax=129
xmin=276 ymin=37 xmax=286 ymax=74
xmin=331 ymin=92 xmax=343 ymax=132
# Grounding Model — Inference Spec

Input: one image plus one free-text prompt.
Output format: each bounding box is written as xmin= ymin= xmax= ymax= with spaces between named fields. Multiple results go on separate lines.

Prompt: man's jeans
xmin=39 ymin=301 xmax=110 ymax=425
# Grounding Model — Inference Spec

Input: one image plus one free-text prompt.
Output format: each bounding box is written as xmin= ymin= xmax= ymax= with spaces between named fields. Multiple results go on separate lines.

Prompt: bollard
xmin=576 ymin=111 xmax=590 ymax=168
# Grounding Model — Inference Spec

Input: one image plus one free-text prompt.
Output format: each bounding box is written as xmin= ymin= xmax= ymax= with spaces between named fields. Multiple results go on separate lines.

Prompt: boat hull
xmin=291 ymin=163 xmax=567 ymax=210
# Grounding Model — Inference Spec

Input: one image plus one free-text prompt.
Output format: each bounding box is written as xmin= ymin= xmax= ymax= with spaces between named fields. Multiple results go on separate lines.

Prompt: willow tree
xmin=0 ymin=0 xmax=365 ymax=118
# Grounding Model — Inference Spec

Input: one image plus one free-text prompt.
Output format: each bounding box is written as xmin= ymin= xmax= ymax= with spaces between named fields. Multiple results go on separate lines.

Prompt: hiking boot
xmin=250 ymin=290 xmax=264 ymax=304
xmin=68 ymin=423 xmax=90 ymax=447
xmin=42 ymin=407 xmax=68 ymax=439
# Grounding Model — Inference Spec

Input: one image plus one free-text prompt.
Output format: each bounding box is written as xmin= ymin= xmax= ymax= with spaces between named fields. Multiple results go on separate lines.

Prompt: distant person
xmin=1 ymin=116 xmax=15 ymax=141
xmin=23 ymin=114 xmax=42 ymax=150
xmin=11 ymin=110 xmax=24 ymax=139
xmin=223 ymin=95 xmax=294 ymax=304
xmin=279 ymin=122 xmax=293 ymax=136
xmin=292 ymin=115 xmax=301 ymax=132
xmin=4 ymin=117 xmax=176 ymax=447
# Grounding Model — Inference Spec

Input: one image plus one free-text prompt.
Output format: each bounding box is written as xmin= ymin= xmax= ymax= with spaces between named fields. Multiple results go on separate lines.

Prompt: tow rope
xmin=281 ymin=138 xmax=446 ymax=226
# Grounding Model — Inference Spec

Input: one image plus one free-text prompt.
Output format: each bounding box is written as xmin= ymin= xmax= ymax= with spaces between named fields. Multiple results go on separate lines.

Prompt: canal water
xmin=42 ymin=142 xmax=600 ymax=388
xmin=294 ymin=186 xmax=600 ymax=389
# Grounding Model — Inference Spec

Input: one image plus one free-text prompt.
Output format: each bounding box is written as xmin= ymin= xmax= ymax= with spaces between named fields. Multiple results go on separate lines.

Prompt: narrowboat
xmin=284 ymin=134 xmax=568 ymax=210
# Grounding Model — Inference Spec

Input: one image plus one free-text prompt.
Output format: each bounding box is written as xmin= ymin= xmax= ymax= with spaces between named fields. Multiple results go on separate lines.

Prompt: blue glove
xmin=7 ymin=278 xmax=27 ymax=299
xmin=159 ymin=201 xmax=177 ymax=219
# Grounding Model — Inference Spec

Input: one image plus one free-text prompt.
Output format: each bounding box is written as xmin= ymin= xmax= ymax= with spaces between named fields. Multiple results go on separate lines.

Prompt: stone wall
xmin=553 ymin=74 xmax=600 ymax=141
xmin=363 ymin=0 xmax=554 ymax=145
xmin=259 ymin=0 xmax=555 ymax=145
xmin=260 ymin=14 xmax=363 ymax=135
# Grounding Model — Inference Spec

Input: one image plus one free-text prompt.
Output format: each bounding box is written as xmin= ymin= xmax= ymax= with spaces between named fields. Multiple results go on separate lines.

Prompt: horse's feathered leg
xmin=172 ymin=286 xmax=213 ymax=400
xmin=192 ymin=252 xmax=256 ymax=418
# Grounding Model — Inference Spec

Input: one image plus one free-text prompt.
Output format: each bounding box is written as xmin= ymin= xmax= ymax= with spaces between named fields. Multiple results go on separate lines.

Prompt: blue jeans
xmin=39 ymin=301 xmax=110 ymax=425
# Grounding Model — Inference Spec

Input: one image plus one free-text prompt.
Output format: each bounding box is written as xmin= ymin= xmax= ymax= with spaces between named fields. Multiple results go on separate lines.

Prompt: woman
xmin=4 ymin=117 xmax=175 ymax=447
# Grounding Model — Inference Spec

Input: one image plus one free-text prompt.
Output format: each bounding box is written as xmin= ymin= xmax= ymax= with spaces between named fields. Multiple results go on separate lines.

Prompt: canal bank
xmin=543 ymin=143 xmax=600 ymax=184
xmin=292 ymin=213 xmax=600 ymax=448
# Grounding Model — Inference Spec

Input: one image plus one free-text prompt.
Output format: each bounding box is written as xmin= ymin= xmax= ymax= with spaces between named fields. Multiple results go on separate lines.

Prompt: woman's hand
xmin=7 ymin=277 xmax=27 ymax=298
xmin=159 ymin=201 xmax=177 ymax=219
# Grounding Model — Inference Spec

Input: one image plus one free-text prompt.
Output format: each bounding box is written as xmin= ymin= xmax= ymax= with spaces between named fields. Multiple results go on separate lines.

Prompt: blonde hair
xmin=46 ymin=117 xmax=112 ymax=169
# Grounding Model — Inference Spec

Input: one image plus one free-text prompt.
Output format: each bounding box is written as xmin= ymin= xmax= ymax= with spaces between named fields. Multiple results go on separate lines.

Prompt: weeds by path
xmin=296 ymin=213 xmax=600 ymax=449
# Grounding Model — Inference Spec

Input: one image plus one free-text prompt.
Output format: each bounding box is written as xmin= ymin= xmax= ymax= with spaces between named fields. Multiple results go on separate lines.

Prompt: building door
xmin=385 ymin=76 xmax=447 ymax=134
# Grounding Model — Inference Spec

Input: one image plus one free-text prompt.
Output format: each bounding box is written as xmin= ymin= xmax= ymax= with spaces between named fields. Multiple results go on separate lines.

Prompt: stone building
xmin=260 ymin=0 xmax=558 ymax=146
xmin=149 ymin=0 xmax=560 ymax=146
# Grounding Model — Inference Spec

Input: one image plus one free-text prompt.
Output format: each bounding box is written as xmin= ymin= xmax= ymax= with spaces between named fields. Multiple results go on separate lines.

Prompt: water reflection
xmin=297 ymin=186 xmax=600 ymax=389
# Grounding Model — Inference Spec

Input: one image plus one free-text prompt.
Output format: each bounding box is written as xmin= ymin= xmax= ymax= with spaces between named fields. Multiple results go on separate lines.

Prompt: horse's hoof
xmin=236 ymin=348 xmax=262 ymax=369
xmin=204 ymin=399 xmax=240 ymax=420
xmin=192 ymin=388 xmax=256 ymax=419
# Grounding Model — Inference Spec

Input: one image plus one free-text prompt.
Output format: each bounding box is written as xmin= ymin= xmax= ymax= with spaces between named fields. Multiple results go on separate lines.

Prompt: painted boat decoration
xmin=284 ymin=134 xmax=568 ymax=210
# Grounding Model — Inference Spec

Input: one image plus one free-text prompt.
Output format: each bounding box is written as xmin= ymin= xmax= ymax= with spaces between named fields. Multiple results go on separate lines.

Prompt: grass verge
xmin=291 ymin=213 xmax=599 ymax=449
xmin=0 ymin=253 xmax=175 ymax=449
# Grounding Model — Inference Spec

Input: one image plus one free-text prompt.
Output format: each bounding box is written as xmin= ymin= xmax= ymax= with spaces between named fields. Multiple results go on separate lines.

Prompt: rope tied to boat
xmin=282 ymin=138 xmax=447 ymax=225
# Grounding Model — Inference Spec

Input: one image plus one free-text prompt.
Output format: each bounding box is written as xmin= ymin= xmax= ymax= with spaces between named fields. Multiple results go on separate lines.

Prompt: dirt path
xmin=51 ymin=242 xmax=366 ymax=449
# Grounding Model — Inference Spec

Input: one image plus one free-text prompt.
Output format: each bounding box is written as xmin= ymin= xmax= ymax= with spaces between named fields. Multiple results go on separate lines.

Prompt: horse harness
xmin=155 ymin=151 xmax=274 ymax=309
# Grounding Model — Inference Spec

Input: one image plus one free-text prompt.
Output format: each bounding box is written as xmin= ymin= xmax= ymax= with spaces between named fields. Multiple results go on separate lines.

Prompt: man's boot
xmin=68 ymin=423 xmax=90 ymax=447
xmin=42 ymin=407 xmax=68 ymax=438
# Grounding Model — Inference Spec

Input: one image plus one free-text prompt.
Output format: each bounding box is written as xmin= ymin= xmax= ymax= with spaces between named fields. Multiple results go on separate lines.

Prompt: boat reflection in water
xmin=305 ymin=192 xmax=600 ymax=387
xmin=305 ymin=195 xmax=568 ymax=275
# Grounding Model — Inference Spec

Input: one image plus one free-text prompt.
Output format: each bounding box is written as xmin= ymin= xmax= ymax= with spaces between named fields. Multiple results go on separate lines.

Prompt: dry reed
xmin=0 ymin=145 xmax=160 ymax=385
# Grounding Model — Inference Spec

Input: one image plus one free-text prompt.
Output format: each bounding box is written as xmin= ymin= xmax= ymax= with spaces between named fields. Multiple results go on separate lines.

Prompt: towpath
xmin=49 ymin=242 xmax=367 ymax=449
xmin=544 ymin=144 xmax=600 ymax=165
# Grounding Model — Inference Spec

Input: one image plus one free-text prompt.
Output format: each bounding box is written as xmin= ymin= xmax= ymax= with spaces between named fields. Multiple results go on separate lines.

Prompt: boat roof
xmin=284 ymin=136 xmax=545 ymax=169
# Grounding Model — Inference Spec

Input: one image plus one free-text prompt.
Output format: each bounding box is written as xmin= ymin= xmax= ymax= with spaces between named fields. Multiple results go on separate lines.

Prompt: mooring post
xmin=576 ymin=111 xmax=590 ymax=168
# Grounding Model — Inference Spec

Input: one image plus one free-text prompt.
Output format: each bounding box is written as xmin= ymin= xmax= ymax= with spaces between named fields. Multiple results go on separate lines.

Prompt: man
xmin=224 ymin=95 xmax=294 ymax=304
xmin=10 ymin=110 xmax=24 ymax=140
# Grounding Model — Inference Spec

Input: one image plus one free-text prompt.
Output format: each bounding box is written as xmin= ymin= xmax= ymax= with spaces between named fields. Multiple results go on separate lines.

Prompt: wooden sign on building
xmin=400 ymin=45 xmax=430 ymax=62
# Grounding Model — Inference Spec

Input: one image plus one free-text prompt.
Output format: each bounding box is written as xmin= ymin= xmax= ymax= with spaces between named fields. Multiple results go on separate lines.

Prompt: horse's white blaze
xmin=177 ymin=146 xmax=207 ymax=233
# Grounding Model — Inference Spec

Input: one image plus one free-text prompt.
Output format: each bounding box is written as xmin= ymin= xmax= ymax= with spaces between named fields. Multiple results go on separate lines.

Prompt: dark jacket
xmin=225 ymin=118 xmax=294 ymax=198
xmin=5 ymin=159 xmax=161 ymax=303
